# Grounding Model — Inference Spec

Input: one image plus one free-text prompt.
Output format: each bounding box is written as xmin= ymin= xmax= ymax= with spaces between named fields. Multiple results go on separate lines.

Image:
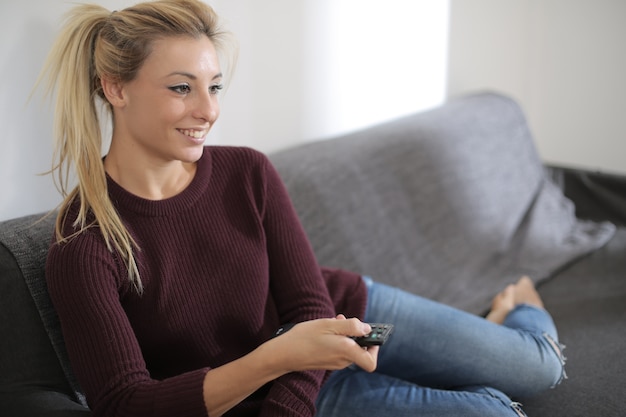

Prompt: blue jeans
xmin=316 ymin=277 xmax=566 ymax=417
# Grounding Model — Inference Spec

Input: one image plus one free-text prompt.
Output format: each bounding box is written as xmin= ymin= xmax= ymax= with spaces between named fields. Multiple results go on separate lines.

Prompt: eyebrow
xmin=166 ymin=71 xmax=223 ymax=80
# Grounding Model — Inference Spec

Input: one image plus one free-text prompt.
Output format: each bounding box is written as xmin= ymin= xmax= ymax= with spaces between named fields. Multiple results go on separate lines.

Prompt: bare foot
xmin=515 ymin=276 xmax=544 ymax=308
xmin=514 ymin=276 xmax=544 ymax=309
xmin=486 ymin=276 xmax=544 ymax=324
xmin=485 ymin=283 xmax=516 ymax=324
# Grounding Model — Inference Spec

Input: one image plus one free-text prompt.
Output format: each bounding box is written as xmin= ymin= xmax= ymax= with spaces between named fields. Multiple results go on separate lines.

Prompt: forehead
xmin=141 ymin=35 xmax=221 ymax=77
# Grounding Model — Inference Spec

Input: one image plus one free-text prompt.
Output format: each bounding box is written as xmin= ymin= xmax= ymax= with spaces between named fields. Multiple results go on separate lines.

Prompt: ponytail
xmin=40 ymin=5 xmax=142 ymax=293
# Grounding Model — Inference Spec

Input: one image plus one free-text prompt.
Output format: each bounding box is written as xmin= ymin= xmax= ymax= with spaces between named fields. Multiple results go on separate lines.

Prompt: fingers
xmin=326 ymin=318 xmax=379 ymax=372
xmin=329 ymin=317 xmax=371 ymax=338
xmin=353 ymin=345 xmax=379 ymax=372
xmin=269 ymin=317 xmax=379 ymax=373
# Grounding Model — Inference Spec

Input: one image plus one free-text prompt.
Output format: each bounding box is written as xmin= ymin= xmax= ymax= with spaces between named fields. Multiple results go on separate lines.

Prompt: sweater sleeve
xmin=256 ymin=156 xmax=337 ymax=417
xmin=321 ymin=267 xmax=368 ymax=321
xmin=46 ymin=232 xmax=209 ymax=417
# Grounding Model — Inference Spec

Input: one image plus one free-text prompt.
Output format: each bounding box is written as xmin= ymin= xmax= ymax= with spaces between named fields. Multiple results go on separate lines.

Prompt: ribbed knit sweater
xmin=46 ymin=146 xmax=367 ymax=417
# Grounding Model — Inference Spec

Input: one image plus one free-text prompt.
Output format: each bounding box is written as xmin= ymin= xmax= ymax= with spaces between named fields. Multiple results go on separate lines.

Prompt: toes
xmin=514 ymin=275 xmax=545 ymax=309
xmin=517 ymin=275 xmax=534 ymax=287
xmin=494 ymin=284 xmax=515 ymax=306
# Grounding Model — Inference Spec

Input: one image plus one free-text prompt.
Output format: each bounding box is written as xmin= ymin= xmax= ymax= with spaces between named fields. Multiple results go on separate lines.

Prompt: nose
xmin=193 ymin=90 xmax=220 ymax=123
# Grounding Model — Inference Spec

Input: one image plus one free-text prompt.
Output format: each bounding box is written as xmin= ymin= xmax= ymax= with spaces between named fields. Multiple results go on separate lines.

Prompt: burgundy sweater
xmin=46 ymin=147 xmax=367 ymax=417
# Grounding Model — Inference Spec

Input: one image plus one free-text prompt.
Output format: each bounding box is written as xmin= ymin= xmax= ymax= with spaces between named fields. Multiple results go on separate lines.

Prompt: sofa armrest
xmin=1 ymin=215 xmax=90 ymax=415
xmin=546 ymin=165 xmax=626 ymax=226
xmin=0 ymin=390 xmax=90 ymax=417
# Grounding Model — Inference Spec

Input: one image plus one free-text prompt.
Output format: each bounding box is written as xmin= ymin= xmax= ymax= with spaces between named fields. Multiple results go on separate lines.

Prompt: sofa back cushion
xmin=270 ymin=92 xmax=615 ymax=314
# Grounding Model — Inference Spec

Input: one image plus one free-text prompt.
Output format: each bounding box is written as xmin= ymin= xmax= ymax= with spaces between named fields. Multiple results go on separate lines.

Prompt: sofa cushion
xmin=521 ymin=227 xmax=626 ymax=415
xmin=0 ymin=214 xmax=87 ymax=408
xmin=270 ymin=92 xmax=615 ymax=314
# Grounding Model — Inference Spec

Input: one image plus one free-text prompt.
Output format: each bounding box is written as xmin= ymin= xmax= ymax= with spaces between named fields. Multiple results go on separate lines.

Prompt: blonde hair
xmin=38 ymin=0 xmax=234 ymax=293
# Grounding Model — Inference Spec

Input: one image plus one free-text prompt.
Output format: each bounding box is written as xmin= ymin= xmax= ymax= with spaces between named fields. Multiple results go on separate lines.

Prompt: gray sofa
xmin=1 ymin=92 xmax=625 ymax=416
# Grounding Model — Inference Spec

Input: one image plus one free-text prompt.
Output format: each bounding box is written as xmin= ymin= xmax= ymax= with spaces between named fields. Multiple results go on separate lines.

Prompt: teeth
xmin=179 ymin=129 xmax=207 ymax=139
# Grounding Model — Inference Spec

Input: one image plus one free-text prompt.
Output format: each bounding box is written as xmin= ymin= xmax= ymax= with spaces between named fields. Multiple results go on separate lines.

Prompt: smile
xmin=178 ymin=129 xmax=208 ymax=139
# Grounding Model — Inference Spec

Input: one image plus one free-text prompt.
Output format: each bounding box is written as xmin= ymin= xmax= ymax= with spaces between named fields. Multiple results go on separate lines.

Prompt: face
xmin=108 ymin=35 xmax=222 ymax=166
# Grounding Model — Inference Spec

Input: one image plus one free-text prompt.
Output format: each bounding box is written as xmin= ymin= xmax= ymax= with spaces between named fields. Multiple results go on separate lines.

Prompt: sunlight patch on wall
xmin=303 ymin=0 xmax=450 ymax=139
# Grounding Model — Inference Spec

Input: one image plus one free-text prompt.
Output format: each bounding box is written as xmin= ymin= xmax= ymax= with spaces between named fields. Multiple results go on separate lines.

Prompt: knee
xmin=515 ymin=332 xmax=567 ymax=397
xmin=529 ymin=332 xmax=567 ymax=394
xmin=542 ymin=332 xmax=567 ymax=388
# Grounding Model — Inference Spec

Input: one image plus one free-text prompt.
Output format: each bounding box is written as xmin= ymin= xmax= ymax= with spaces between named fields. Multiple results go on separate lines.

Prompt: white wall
xmin=0 ymin=0 xmax=449 ymax=221
xmin=211 ymin=0 xmax=449 ymax=151
xmin=0 ymin=0 xmax=130 ymax=221
xmin=448 ymin=0 xmax=626 ymax=174
xmin=5 ymin=0 xmax=623 ymax=222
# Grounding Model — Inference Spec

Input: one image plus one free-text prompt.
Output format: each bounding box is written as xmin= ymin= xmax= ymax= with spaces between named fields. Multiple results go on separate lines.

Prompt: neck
xmin=104 ymin=148 xmax=198 ymax=201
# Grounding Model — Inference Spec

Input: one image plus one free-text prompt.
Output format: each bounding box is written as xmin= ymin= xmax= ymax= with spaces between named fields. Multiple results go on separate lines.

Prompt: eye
xmin=209 ymin=83 xmax=224 ymax=95
xmin=169 ymin=84 xmax=191 ymax=94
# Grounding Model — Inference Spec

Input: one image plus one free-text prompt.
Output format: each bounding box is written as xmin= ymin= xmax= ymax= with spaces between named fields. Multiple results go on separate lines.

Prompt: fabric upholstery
xmin=0 ymin=214 xmax=87 ymax=410
xmin=0 ymin=240 xmax=70 ymax=392
xmin=521 ymin=228 xmax=626 ymax=415
xmin=270 ymin=92 xmax=615 ymax=314
xmin=548 ymin=166 xmax=626 ymax=226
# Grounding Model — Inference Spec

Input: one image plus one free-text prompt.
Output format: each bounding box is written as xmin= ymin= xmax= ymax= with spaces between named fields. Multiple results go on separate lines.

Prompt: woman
xmin=41 ymin=1 xmax=565 ymax=416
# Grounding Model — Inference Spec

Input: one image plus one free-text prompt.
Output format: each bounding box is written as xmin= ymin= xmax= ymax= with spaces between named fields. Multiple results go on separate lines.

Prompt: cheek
xmin=159 ymin=100 xmax=188 ymax=123
xmin=126 ymin=95 xmax=190 ymax=131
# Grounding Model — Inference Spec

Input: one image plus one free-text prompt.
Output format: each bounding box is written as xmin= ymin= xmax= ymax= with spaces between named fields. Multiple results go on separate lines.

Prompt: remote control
xmin=352 ymin=323 xmax=394 ymax=347
xmin=273 ymin=322 xmax=394 ymax=347
xmin=273 ymin=323 xmax=296 ymax=337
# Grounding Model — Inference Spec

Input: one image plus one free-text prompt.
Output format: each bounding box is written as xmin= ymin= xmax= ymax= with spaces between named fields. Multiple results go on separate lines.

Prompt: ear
xmin=100 ymin=76 xmax=127 ymax=108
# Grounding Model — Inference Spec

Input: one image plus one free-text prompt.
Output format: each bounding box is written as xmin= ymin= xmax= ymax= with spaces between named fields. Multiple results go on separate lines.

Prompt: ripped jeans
xmin=316 ymin=277 xmax=566 ymax=417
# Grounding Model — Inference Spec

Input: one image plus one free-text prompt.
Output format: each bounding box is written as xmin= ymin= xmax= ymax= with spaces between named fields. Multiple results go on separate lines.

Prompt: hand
xmin=267 ymin=315 xmax=379 ymax=374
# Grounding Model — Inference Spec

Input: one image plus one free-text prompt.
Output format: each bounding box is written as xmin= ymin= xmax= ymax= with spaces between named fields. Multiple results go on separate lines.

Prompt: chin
xmin=180 ymin=144 xmax=206 ymax=163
